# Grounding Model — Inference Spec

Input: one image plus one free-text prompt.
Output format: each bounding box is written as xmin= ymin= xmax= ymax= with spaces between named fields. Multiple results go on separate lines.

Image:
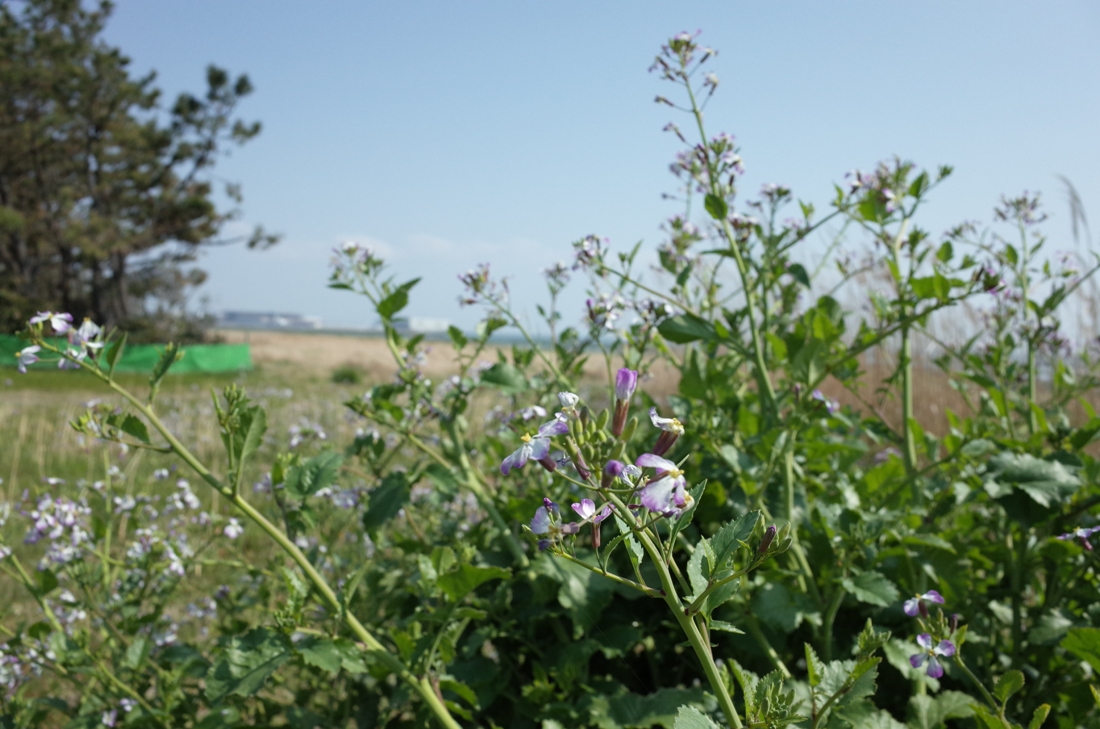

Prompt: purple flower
xmin=15 ymin=345 xmax=40 ymax=374
xmin=614 ymin=369 xmax=638 ymax=401
xmin=29 ymin=311 xmax=73 ymax=334
xmin=501 ymin=417 xmax=569 ymax=475
xmin=909 ymin=634 xmax=955 ymax=678
xmin=635 ymin=453 xmax=691 ymax=516
xmin=1058 ymin=525 xmax=1100 ymax=551
xmin=811 ymin=389 xmax=839 ymax=414
xmin=903 ymin=590 xmax=945 ymax=618
xmin=530 ymin=497 xmax=578 ymax=549
xmin=571 ymin=498 xmax=612 ymax=524
xmin=612 ymin=369 xmax=638 ymax=437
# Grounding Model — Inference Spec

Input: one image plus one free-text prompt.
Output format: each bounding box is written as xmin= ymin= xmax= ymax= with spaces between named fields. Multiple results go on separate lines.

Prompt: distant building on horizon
xmin=391 ymin=317 xmax=450 ymax=334
xmin=219 ymin=311 xmax=323 ymax=330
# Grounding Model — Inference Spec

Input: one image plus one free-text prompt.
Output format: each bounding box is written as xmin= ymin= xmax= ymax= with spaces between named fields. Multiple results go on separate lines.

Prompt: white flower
xmin=224 ymin=518 xmax=244 ymax=540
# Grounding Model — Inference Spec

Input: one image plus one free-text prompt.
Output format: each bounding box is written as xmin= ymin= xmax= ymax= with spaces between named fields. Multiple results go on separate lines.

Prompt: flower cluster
xmin=499 ymin=371 xmax=701 ymax=550
xmin=904 ymin=588 xmax=959 ymax=679
xmin=22 ymin=495 xmax=93 ymax=568
xmin=16 ymin=311 xmax=103 ymax=372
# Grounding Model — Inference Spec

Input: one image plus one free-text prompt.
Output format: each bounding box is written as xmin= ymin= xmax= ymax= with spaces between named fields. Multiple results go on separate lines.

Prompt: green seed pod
xmin=621 ymin=416 xmax=639 ymax=442
xmin=596 ymin=430 xmax=608 ymax=444
xmin=595 ymin=408 xmax=610 ymax=431
xmin=612 ymin=441 xmax=627 ymax=461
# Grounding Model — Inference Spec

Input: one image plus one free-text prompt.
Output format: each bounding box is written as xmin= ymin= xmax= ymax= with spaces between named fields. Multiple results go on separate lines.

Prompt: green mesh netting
xmin=0 ymin=335 xmax=253 ymax=374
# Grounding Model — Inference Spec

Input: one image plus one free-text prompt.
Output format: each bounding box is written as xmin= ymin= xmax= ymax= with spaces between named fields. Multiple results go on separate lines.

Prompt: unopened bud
xmin=758 ymin=524 xmax=777 ymax=555
xmin=595 ymin=408 xmax=610 ymax=431
xmin=537 ymin=457 xmax=557 ymax=474
xmin=621 ymin=416 xmax=639 ymax=442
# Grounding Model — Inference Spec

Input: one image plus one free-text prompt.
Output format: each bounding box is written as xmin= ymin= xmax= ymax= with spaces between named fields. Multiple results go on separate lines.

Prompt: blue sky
xmin=103 ymin=1 xmax=1100 ymax=331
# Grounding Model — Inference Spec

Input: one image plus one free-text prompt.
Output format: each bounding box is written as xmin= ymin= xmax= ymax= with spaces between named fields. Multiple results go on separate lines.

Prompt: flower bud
xmin=621 ymin=416 xmax=639 ymax=443
xmin=757 ymin=524 xmax=777 ymax=556
xmin=602 ymin=460 xmax=625 ymax=489
xmin=612 ymin=370 xmax=638 ymax=437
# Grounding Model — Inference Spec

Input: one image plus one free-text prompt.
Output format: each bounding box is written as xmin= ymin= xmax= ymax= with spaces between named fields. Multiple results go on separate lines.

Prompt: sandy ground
xmin=215 ymin=329 xmax=472 ymax=378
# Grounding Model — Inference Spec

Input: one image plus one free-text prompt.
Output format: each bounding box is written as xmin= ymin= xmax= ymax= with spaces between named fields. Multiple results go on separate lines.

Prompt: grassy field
xmin=0 ymin=328 xmax=977 ymax=502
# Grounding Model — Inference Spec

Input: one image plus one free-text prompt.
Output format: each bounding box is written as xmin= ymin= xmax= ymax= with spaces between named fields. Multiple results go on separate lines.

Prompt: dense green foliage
xmin=0 ymin=0 xmax=274 ymax=341
xmin=5 ymin=30 xmax=1100 ymax=729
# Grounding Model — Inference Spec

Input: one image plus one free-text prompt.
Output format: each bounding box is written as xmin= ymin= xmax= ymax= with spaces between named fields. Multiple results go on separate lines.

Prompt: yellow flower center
xmin=521 ymin=433 xmax=533 ymax=443
xmin=668 ymin=468 xmax=683 ymax=478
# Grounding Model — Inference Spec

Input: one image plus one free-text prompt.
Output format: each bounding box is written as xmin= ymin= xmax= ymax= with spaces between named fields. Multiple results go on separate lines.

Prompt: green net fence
xmin=0 ymin=335 xmax=253 ymax=374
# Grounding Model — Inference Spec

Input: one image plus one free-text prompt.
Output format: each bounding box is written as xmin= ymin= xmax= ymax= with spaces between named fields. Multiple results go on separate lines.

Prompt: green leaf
xmin=708 ymin=620 xmax=743 ymax=635
xmin=703 ymin=194 xmax=728 ymax=221
xmin=805 ymin=644 xmax=825 ymax=687
xmin=285 ymin=451 xmax=344 ymax=500
xmin=993 ymin=670 xmax=1024 ymax=705
xmin=124 ymin=637 xmax=150 ymax=670
xmin=436 ymin=564 xmax=510 ymax=602
xmin=710 ymin=510 xmax=761 ymax=567
xmin=238 ymin=407 xmax=267 ymax=471
xmin=447 ymin=325 xmax=468 ymax=349
xmin=673 ymin=706 xmax=720 ymax=729
xmin=1062 ymin=628 xmax=1100 ymax=673
xmin=479 ymin=362 xmax=528 ymax=394
xmin=787 ymin=263 xmax=811 ymax=288
xmin=205 ymin=628 xmax=292 ymax=702
xmin=658 ymin=314 xmax=716 ymax=344
xmin=686 ymin=538 xmax=710 ymax=600
xmin=297 ymin=636 xmax=343 ymax=674
xmin=361 ymin=471 xmax=410 ymax=532
xmin=149 ymin=343 xmax=183 ymax=391
xmin=985 ymin=451 xmax=1080 ymax=507
xmin=841 ymin=570 xmax=900 ymax=607
xmin=377 ymin=278 xmax=420 ymax=320
xmin=1070 ymin=416 xmax=1100 ymax=450
xmin=1029 ymin=705 xmax=1051 ymax=729
xmin=119 ymin=414 xmax=150 ymax=444
xmin=105 ymin=333 xmax=127 ymax=377
xmin=908 ymin=691 xmax=975 ymax=729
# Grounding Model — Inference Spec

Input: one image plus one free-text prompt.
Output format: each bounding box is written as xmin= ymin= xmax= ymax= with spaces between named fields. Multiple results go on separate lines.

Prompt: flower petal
xmin=636 ymin=453 xmax=676 ymax=472
xmin=926 ymin=656 xmax=943 ymax=679
xmin=530 ymin=506 xmax=552 ymax=534
xmin=501 ymin=445 xmax=530 ymax=474
xmin=909 ymin=653 xmax=926 ymax=669
xmin=538 ymin=417 xmax=570 ymax=437
xmin=935 ymin=640 xmax=956 ymax=657
xmin=903 ymin=598 xmax=920 ymax=617
xmin=923 ymin=590 xmax=945 ymax=604
xmin=639 ymin=475 xmax=676 ymax=513
xmin=572 ymin=499 xmax=595 ymax=520
xmin=916 ymin=633 xmax=933 ymax=650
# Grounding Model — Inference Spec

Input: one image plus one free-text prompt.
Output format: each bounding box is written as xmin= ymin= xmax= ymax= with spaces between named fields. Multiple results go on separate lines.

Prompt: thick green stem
xmin=604 ymin=493 xmax=742 ymax=729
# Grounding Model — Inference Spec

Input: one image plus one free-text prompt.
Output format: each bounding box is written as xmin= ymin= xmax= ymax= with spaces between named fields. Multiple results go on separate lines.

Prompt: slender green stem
xmin=821 ymin=587 xmax=847 ymax=662
xmin=51 ymin=351 xmax=465 ymax=729
xmin=557 ymin=551 xmax=663 ymax=598
xmin=604 ymin=492 xmax=743 ymax=729
xmin=744 ymin=614 xmax=791 ymax=679
xmin=953 ymin=654 xmax=999 ymax=711
xmin=407 ymin=430 xmax=529 ymax=569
